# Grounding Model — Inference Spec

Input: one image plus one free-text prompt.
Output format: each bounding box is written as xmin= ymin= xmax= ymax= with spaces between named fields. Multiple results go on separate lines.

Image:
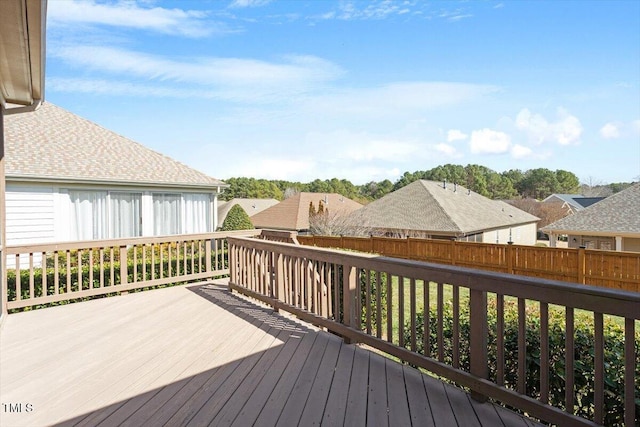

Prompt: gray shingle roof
xmin=352 ymin=180 xmax=539 ymax=235
xmin=541 ymin=183 xmax=640 ymax=235
xmin=4 ymin=102 xmax=225 ymax=189
xmin=218 ymin=198 xmax=279 ymax=225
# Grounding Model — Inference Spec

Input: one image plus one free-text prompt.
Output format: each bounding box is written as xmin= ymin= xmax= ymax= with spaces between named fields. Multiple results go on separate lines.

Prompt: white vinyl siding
xmin=5 ymin=183 xmax=217 ymax=244
xmin=5 ymin=186 xmax=55 ymax=246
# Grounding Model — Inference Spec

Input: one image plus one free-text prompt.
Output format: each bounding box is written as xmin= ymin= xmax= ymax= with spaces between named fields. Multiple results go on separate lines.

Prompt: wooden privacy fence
xmin=297 ymin=235 xmax=640 ymax=292
xmin=228 ymin=236 xmax=640 ymax=427
xmin=3 ymin=229 xmax=260 ymax=311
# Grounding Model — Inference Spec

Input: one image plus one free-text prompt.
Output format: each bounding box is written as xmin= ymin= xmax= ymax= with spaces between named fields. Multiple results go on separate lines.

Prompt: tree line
xmin=220 ymin=164 xmax=636 ymax=203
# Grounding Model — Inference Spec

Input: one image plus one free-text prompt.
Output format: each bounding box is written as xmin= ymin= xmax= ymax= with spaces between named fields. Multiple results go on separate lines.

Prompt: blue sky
xmin=45 ymin=0 xmax=640 ymax=185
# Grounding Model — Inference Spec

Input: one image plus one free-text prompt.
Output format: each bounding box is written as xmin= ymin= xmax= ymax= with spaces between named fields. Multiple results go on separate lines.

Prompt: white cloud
xmin=47 ymin=0 xmax=218 ymax=38
xmin=434 ymin=143 xmax=463 ymax=158
xmin=49 ymin=46 xmax=344 ymax=103
xmin=469 ymin=129 xmax=511 ymax=154
xmin=304 ymin=82 xmax=499 ymax=118
xmin=305 ymin=130 xmax=421 ymax=162
xmin=600 ymin=122 xmax=620 ymax=139
xmin=515 ymin=107 xmax=582 ymax=145
xmin=229 ymin=0 xmax=272 ymax=8
xmin=447 ymin=129 xmax=468 ymax=142
xmin=510 ymin=144 xmax=533 ymax=159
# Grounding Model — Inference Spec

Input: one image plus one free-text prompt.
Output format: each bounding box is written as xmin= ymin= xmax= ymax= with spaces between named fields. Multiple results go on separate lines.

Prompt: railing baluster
xmin=424 ymin=280 xmax=429 ymax=357
xmin=66 ymin=250 xmax=71 ymax=294
xmin=376 ymin=271 xmax=382 ymax=339
xmin=594 ymin=312 xmax=604 ymax=425
xmin=540 ymin=301 xmax=549 ymax=404
xmin=624 ymin=318 xmax=635 ymax=427
xmin=29 ymin=253 xmax=34 ymax=299
xmin=453 ymin=284 xmax=460 ymax=369
xmin=42 ymin=252 xmax=47 ymax=297
xmin=133 ymin=245 xmax=137 ymax=282
xmin=470 ymin=287 xmax=488 ymax=402
xmin=99 ymin=248 xmax=104 ymax=288
xmin=398 ymin=276 xmax=404 ymax=348
xmin=565 ymin=307 xmax=575 ymax=415
xmin=410 ymin=277 xmax=416 ymax=352
xmin=77 ymin=250 xmax=82 ymax=291
xmin=496 ymin=294 xmax=504 ymax=386
xmin=518 ymin=297 xmax=526 ymax=394
xmin=365 ymin=269 xmax=371 ymax=335
xmin=437 ymin=282 xmax=444 ymax=362
xmin=15 ymin=254 xmax=21 ymax=301
xmin=109 ymin=247 xmax=114 ymax=287
xmin=387 ymin=273 xmax=393 ymax=343
xmin=54 ymin=251 xmax=59 ymax=295
xmin=89 ymin=249 xmax=94 ymax=288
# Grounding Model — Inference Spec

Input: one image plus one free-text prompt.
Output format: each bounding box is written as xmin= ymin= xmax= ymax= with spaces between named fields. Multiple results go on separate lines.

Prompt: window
xmin=153 ymin=193 xmax=182 ymax=236
xmin=69 ymin=191 xmax=107 ymax=240
xmin=184 ymin=193 xmax=212 ymax=233
xmin=110 ymin=193 xmax=142 ymax=238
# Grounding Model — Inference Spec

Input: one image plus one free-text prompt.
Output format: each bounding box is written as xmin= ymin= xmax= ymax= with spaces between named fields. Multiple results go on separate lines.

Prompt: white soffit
xmin=0 ymin=0 xmax=46 ymax=113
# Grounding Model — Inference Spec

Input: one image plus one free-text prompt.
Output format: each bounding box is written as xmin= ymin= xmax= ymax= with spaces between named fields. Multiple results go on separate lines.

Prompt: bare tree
xmin=308 ymin=209 xmax=372 ymax=236
xmin=506 ymin=199 xmax=571 ymax=227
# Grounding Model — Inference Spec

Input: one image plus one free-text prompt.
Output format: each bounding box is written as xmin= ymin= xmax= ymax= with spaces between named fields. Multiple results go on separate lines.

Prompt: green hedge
xmin=403 ymin=299 xmax=639 ymax=426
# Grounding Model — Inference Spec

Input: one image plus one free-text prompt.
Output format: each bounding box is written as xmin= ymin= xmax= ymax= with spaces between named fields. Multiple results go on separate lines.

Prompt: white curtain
xmin=184 ymin=194 xmax=211 ymax=234
xmin=110 ymin=193 xmax=142 ymax=238
xmin=153 ymin=194 xmax=181 ymax=236
xmin=69 ymin=191 xmax=107 ymax=240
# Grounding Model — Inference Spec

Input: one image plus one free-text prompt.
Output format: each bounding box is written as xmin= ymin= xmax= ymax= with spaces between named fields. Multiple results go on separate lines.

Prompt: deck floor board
xmin=0 ymin=281 xmax=542 ymax=427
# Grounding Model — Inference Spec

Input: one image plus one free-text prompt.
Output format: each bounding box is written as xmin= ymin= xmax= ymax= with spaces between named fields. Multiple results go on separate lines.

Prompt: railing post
xmin=342 ymin=263 xmax=357 ymax=344
xmin=507 ymin=242 xmax=514 ymax=274
xmin=577 ymin=246 xmax=585 ymax=284
xmin=119 ymin=245 xmax=128 ymax=288
xmin=469 ymin=288 xmax=488 ymax=402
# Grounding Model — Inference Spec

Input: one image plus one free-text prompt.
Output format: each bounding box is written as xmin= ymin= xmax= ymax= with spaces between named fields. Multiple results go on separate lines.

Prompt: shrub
xmin=221 ymin=204 xmax=254 ymax=231
xmin=403 ymin=299 xmax=640 ymax=426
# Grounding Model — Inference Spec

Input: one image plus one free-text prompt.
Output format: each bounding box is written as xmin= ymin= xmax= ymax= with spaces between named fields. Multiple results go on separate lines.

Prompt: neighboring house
xmin=217 ymin=198 xmax=279 ymax=227
xmin=542 ymin=194 xmax=605 ymax=214
xmin=250 ymin=192 xmax=363 ymax=233
xmin=541 ymin=183 xmax=640 ymax=252
xmin=4 ymin=102 xmax=227 ymax=246
xmin=350 ymin=180 xmax=539 ymax=244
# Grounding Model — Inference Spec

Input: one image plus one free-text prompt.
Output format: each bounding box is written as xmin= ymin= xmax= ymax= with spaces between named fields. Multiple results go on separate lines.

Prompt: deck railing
xmin=227 ymin=236 xmax=640 ymax=427
xmin=297 ymin=235 xmax=640 ymax=292
xmin=3 ymin=229 xmax=260 ymax=311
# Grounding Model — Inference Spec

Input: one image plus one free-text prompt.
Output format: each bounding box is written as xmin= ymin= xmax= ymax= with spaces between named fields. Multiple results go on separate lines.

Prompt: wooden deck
xmin=0 ymin=281 xmax=541 ymax=427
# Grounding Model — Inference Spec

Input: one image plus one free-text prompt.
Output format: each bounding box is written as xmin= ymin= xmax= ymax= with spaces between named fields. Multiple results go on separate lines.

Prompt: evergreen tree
xmin=221 ymin=204 xmax=254 ymax=231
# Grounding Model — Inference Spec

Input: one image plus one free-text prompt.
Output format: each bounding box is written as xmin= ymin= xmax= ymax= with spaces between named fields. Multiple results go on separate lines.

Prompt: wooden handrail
xmin=227 ymin=236 xmax=640 ymax=427
xmin=2 ymin=230 xmax=261 ymax=311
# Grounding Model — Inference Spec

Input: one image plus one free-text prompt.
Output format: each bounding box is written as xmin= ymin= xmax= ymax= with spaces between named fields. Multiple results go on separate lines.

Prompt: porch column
xmin=549 ymin=233 xmax=557 ymax=248
xmin=615 ymin=236 xmax=622 ymax=252
xmin=0 ymin=107 xmax=6 ymax=315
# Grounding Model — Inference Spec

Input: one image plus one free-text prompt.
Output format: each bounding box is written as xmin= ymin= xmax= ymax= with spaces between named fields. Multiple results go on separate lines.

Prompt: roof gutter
xmin=7 ymin=174 xmax=230 ymax=191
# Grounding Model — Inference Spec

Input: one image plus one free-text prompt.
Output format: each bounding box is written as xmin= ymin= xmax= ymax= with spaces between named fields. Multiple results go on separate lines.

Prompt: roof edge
xmin=7 ymin=174 xmax=229 ymax=191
